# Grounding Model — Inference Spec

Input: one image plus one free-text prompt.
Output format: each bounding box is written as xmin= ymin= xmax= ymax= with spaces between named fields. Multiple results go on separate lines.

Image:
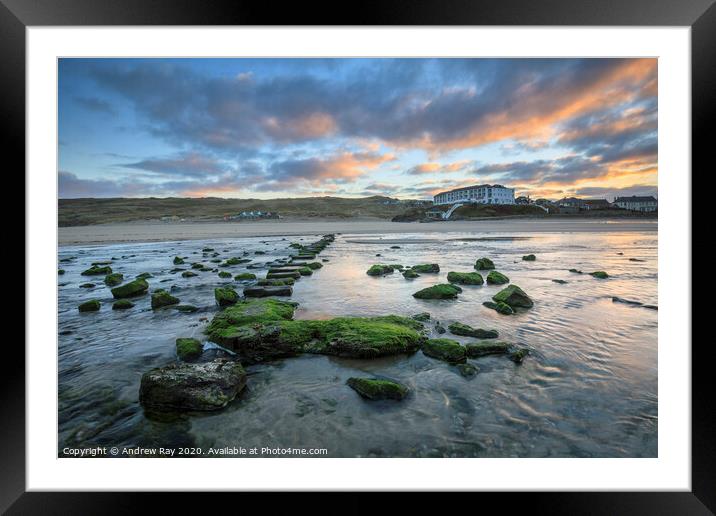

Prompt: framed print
xmin=5 ymin=0 xmax=713 ymax=511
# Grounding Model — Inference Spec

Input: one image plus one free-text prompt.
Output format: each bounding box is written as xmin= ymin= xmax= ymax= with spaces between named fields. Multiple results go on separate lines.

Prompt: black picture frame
xmin=5 ymin=0 xmax=711 ymax=512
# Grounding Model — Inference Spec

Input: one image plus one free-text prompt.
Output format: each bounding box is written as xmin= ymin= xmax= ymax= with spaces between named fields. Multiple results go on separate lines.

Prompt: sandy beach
xmin=58 ymin=217 xmax=657 ymax=246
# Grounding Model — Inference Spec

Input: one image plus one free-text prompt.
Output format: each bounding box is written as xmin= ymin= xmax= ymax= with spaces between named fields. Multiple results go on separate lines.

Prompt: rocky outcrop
xmin=139 ymin=359 xmax=246 ymax=411
xmin=492 ymin=284 xmax=533 ymax=309
xmin=413 ymin=284 xmax=462 ymax=299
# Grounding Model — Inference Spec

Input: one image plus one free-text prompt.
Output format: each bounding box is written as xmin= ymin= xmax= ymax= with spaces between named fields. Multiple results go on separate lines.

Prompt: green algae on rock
xmin=111 ymin=278 xmax=149 ymax=299
xmin=448 ymin=322 xmax=498 ymax=339
xmin=257 ymin=278 xmax=295 ymax=286
xmin=412 ymin=312 xmax=431 ymax=322
xmin=366 ymin=264 xmax=394 ymax=276
xmin=456 ymin=363 xmax=479 ymax=378
xmin=182 ymin=271 xmax=198 ymax=278
xmin=78 ymin=299 xmax=101 ymax=312
xmin=411 ymin=263 xmax=440 ymax=273
xmin=112 ymin=299 xmax=134 ymax=310
xmin=214 ymin=287 xmax=239 ymax=307
xmin=205 ymin=299 xmax=423 ymax=362
xmin=218 ymin=271 xmax=232 ymax=279
xmin=306 ymin=262 xmax=323 ymax=270
xmin=244 ymin=285 xmax=293 ymax=297
xmin=79 ymin=283 xmax=95 ymax=288
xmin=81 ymin=265 xmax=113 ymax=276
xmin=447 ymin=271 xmax=484 ymax=285
xmin=413 ymin=284 xmax=462 ymax=300
xmin=346 ymin=377 xmax=408 ymax=400
xmin=509 ymin=348 xmax=530 ymax=363
xmin=492 ymin=284 xmax=533 ymax=309
xmin=136 ymin=272 xmax=153 ymax=279
xmin=175 ymin=304 xmax=199 ymax=313
xmin=151 ymin=289 xmax=180 ymax=309
xmin=552 ymin=279 xmax=568 ymax=284
xmin=486 ymin=270 xmax=510 ymax=285
xmin=176 ymin=338 xmax=203 ymax=361
xmin=522 ymin=254 xmax=536 ymax=261
xmin=474 ymin=257 xmax=495 ymax=270
xmin=139 ymin=359 xmax=246 ymax=412
xmin=104 ymin=273 xmax=124 ymax=287
xmin=58 ymin=269 xmax=65 ymax=275
xmin=402 ymin=269 xmax=420 ymax=279
xmin=590 ymin=271 xmax=609 ymax=279
xmin=173 ymin=256 xmax=185 ymax=265
xmin=568 ymin=268 xmax=583 ymax=274
xmin=421 ymin=338 xmax=466 ymax=363
xmin=234 ymin=273 xmax=257 ymax=281
xmin=465 ymin=341 xmax=511 ymax=357
xmin=482 ymin=301 xmax=515 ymax=315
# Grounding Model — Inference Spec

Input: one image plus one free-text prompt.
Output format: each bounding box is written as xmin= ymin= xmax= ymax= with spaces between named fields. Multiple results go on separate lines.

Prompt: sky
xmin=58 ymin=58 xmax=657 ymax=201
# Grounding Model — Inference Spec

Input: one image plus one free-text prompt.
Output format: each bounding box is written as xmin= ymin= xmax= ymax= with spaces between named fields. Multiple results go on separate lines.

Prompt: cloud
xmin=405 ymin=160 xmax=473 ymax=175
xmin=74 ymin=96 xmax=116 ymax=115
xmin=118 ymin=152 xmax=227 ymax=178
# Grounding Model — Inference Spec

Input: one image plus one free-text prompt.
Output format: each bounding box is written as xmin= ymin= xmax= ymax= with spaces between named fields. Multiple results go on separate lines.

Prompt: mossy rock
xmin=173 ymin=257 xmax=185 ymax=265
xmin=306 ymin=262 xmax=323 ymax=270
xmin=176 ymin=338 xmax=203 ymax=361
xmin=346 ymin=377 xmax=408 ymax=400
xmin=218 ymin=271 xmax=232 ymax=278
xmin=222 ymin=257 xmax=251 ymax=266
xmin=175 ymin=304 xmax=199 ymax=313
xmin=112 ymin=299 xmax=134 ymax=310
xmin=81 ymin=265 xmax=113 ymax=276
xmin=202 ymin=248 xmax=214 ymax=252
xmin=421 ymin=338 xmax=466 ymax=363
xmin=389 ymin=264 xmax=404 ymax=270
xmin=411 ymin=263 xmax=440 ymax=273
xmin=151 ymin=289 xmax=180 ymax=309
xmin=492 ymin=284 xmax=533 ymax=308
xmin=412 ymin=312 xmax=431 ymax=322
xmin=474 ymin=257 xmax=495 ymax=270
xmin=366 ymin=264 xmax=394 ymax=276
xmin=297 ymin=267 xmax=313 ymax=276
xmin=482 ymin=301 xmax=515 ymax=315
xmin=78 ymin=299 xmax=100 ymax=312
xmin=111 ymin=278 xmax=149 ymax=299
xmin=79 ymin=283 xmax=95 ymax=288
xmin=139 ymin=359 xmax=246 ymax=412
xmin=257 ymin=278 xmax=294 ymax=286
xmin=234 ymin=273 xmax=257 ymax=281
xmin=266 ymin=271 xmax=301 ymax=280
xmin=244 ymin=285 xmax=293 ymax=297
xmin=402 ymin=269 xmax=420 ymax=279
xmin=448 ymin=322 xmax=498 ymax=339
xmin=456 ymin=363 xmax=479 ymax=378
xmin=552 ymin=279 xmax=568 ymax=284
xmin=413 ymin=284 xmax=462 ymax=300
xmin=136 ymin=272 xmax=153 ymax=279
xmin=465 ymin=341 xmax=511 ymax=357
xmin=104 ymin=273 xmax=124 ymax=287
xmin=509 ymin=348 xmax=530 ymax=363
xmin=590 ymin=271 xmax=609 ymax=279
xmin=191 ymin=263 xmax=205 ymax=269
xmin=58 ymin=269 xmax=65 ymax=275
xmin=486 ymin=270 xmax=510 ymax=285
xmin=214 ymin=287 xmax=239 ymax=307
xmin=182 ymin=271 xmax=198 ymax=278
xmin=447 ymin=271 xmax=484 ymax=285
xmin=568 ymin=269 xmax=583 ymax=274
xmin=206 ymin=302 xmax=422 ymax=362
xmin=522 ymin=254 xmax=536 ymax=261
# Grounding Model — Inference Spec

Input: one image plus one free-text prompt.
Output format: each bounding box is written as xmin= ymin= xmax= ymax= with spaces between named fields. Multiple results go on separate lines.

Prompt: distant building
xmin=515 ymin=195 xmax=532 ymax=205
xmin=433 ymin=184 xmax=515 ymax=206
xmin=558 ymin=197 xmax=612 ymax=210
xmin=223 ymin=211 xmax=279 ymax=221
xmin=582 ymin=199 xmax=612 ymax=210
xmin=614 ymin=195 xmax=657 ymax=212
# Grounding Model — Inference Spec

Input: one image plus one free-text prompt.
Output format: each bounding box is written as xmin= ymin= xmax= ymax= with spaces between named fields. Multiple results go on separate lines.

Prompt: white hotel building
xmin=433 ymin=184 xmax=515 ymax=206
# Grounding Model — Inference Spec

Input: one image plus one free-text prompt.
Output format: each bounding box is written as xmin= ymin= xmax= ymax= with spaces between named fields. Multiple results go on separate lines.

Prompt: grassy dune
xmin=58 ymin=196 xmax=420 ymax=227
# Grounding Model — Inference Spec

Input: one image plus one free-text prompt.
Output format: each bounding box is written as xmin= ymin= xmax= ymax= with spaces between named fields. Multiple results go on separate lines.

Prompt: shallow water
xmin=58 ymin=230 xmax=657 ymax=458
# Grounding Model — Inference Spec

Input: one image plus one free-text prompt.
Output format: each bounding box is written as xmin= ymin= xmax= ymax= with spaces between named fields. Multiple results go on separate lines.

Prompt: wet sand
xmin=58 ymin=217 xmax=657 ymax=246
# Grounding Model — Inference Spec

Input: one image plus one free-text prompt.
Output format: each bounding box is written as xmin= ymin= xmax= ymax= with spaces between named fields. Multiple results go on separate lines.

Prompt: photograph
xmin=56 ymin=56 xmax=659 ymax=459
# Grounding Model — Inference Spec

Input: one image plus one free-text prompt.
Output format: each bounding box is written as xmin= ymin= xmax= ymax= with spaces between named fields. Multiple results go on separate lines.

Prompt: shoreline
xmin=58 ymin=217 xmax=657 ymax=246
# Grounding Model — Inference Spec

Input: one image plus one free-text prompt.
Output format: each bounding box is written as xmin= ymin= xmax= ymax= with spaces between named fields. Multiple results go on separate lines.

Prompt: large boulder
xmin=486 ymin=270 xmax=510 ymax=285
xmin=413 ymin=284 xmax=462 ymax=299
xmin=347 ymin=377 xmax=408 ymax=400
xmin=104 ymin=273 xmax=124 ymax=286
xmin=447 ymin=272 xmax=484 ymax=285
xmin=111 ymin=278 xmax=149 ymax=299
xmin=421 ymin=338 xmax=466 ymax=363
xmin=492 ymin=284 xmax=533 ymax=309
xmin=139 ymin=359 xmax=246 ymax=412
xmin=448 ymin=322 xmax=498 ymax=339
xmin=474 ymin=258 xmax=495 ymax=270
